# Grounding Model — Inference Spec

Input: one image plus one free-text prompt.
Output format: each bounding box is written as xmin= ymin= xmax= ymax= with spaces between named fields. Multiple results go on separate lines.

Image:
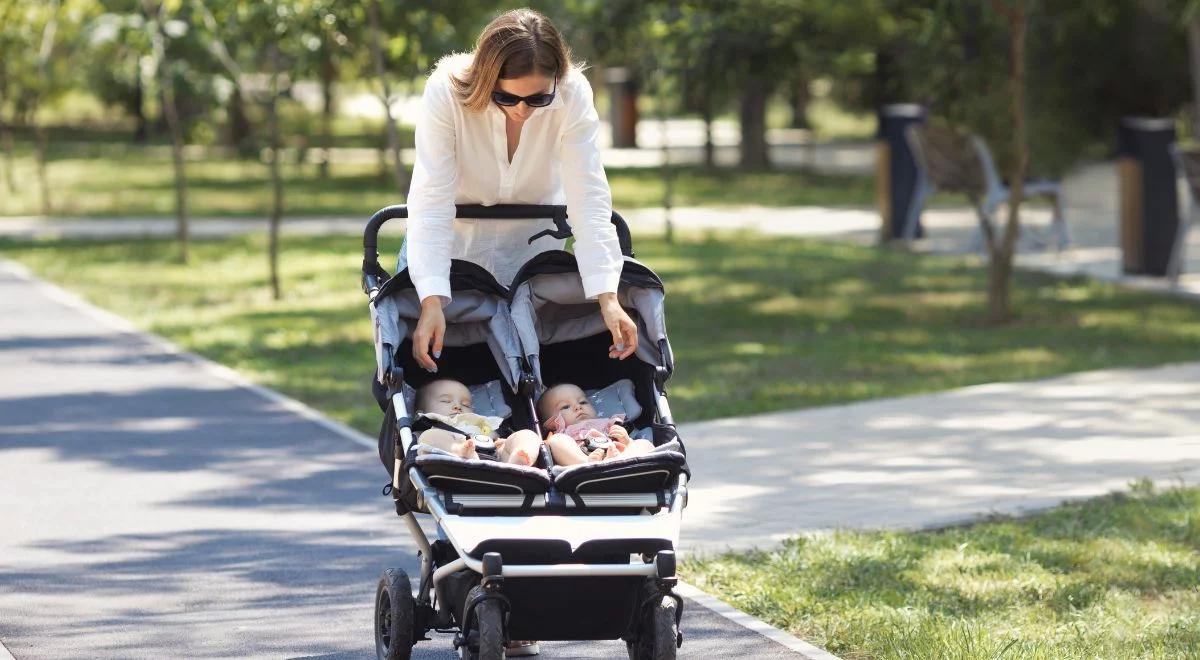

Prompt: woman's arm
xmin=560 ymin=72 xmax=622 ymax=299
xmin=560 ymin=73 xmax=637 ymax=359
xmin=408 ymin=72 xmax=459 ymax=370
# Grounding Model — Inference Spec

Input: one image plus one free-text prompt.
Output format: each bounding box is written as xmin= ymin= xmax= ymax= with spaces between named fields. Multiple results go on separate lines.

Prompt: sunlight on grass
xmin=7 ymin=231 xmax=1200 ymax=433
xmin=684 ymin=482 xmax=1200 ymax=659
xmin=0 ymin=143 xmax=877 ymax=217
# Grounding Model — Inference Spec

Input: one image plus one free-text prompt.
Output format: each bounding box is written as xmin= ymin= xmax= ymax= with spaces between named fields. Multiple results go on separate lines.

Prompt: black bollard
xmin=1117 ymin=117 xmax=1179 ymax=276
xmin=876 ymin=104 xmax=928 ymax=241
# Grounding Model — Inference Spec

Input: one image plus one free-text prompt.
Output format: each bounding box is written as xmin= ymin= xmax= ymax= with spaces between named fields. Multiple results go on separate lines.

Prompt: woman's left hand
xmin=598 ymin=292 xmax=637 ymax=360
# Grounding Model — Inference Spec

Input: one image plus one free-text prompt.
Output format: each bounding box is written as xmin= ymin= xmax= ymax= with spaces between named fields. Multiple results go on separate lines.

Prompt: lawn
xmin=0 ymin=144 xmax=877 ymax=217
xmin=684 ymin=480 xmax=1200 ymax=659
xmin=4 ymin=231 xmax=1200 ymax=435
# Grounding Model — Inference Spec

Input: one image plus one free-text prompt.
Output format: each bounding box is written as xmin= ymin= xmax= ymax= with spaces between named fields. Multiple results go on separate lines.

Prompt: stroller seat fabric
xmin=414 ymin=454 xmax=551 ymax=495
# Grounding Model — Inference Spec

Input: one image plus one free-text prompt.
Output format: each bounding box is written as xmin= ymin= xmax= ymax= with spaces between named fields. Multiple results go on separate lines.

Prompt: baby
xmin=415 ymin=379 xmax=542 ymax=466
xmin=538 ymin=383 xmax=656 ymax=466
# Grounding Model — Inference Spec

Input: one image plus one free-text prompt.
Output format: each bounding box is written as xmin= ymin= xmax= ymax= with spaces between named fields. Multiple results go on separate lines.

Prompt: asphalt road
xmin=0 ymin=262 xmax=823 ymax=660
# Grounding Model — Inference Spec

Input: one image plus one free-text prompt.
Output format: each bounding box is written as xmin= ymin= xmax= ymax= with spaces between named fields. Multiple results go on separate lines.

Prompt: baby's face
xmin=421 ymin=380 xmax=474 ymax=416
xmin=541 ymin=384 xmax=596 ymax=426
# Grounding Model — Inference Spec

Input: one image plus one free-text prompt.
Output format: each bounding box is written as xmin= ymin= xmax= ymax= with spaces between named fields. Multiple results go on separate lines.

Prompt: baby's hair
xmin=416 ymin=379 xmax=464 ymax=412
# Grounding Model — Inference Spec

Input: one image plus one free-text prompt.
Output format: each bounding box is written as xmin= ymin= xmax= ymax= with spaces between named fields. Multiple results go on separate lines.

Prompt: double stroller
xmin=361 ymin=204 xmax=690 ymax=659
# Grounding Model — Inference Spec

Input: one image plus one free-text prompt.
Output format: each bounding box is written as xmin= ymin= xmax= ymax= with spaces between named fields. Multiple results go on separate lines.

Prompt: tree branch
xmin=194 ymin=0 xmax=244 ymax=86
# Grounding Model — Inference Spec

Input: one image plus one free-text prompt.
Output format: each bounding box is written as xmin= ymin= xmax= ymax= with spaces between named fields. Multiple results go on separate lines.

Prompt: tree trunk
xmin=33 ymin=119 xmax=50 ymax=216
xmin=987 ymin=0 xmax=1028 ymax=324
xmin=1189 ymin=16 xmax=1200 ymax=138
xmin=367 ymin=0 xmax=409 ymax=194
xmin=0 ymin=92 xmax=15 ymax=193
xmin=789 ymin=73 xmax=810 ymax=130
xmin=267 ymin=73 xmax=284 ymax=301
xmin=701 ymin=96 xmax=715 ymax=170
xmin=227 ymin=87 xmax=252 ymax=154
xmin=149 ymin=1 xmax=189 ymax=264
xmin=739 ymin=64 xmax=770 ymax=170
xmin=986 ymin=249 xmax=1013 ymax=321
xmin=33 ymin=2 xmax=58 ymax=217
xmin=0 ymin=120 xmax=14 ymax=193
xmin=319 ymin=56 xmax=335 ymax=179
xmin=132 ymin=57 xmax=148 ymax=143
xmin=657 ymin=70 xmax=674 ymax=244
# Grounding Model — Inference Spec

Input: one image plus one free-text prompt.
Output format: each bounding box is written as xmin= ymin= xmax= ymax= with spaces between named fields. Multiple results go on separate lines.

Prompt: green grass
xmin=0 ymin=142 xmax=877 ymax=217
xmin=4 ymin=231 xmax=1200 ymax=434
xmin=684 ymin=479 xmax=1200 ymax=659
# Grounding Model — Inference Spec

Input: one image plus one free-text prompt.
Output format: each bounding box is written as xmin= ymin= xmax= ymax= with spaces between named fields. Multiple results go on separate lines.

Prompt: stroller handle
xmin=362 ymin=204 xmax=634 ymax=295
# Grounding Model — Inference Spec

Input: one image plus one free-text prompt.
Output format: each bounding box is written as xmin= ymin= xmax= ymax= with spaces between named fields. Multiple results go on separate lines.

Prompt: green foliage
xmin=0 ymin=0 xmax=100 ymax=121
xmin=843 ymin=0 xmax=1193 ymax=176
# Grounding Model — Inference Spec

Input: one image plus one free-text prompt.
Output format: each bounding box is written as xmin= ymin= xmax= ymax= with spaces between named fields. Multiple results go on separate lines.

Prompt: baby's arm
xmin=418 ymin=428 xmax=479 ymax=460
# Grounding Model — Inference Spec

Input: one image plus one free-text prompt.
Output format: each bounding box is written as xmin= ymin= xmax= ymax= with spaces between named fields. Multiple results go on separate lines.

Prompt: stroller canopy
xmin=371 ymin=260 xmax=524 ymax=393
xmin=509 ymin=250 xmax=672 ymax=396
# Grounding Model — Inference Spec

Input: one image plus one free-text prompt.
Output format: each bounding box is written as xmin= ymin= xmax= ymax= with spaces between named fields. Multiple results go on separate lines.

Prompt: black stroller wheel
xmin=460 ymin=585 xmax=504 ymax=660
xmin=627 ymin=583 xmax=679 ymax=660
xmin=375 ymin=568 xmax=415 ymax=660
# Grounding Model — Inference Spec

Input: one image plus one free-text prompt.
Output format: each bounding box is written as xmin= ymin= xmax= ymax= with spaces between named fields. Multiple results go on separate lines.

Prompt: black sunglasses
xmin=491 ymin=75 xmax=558 ymax=108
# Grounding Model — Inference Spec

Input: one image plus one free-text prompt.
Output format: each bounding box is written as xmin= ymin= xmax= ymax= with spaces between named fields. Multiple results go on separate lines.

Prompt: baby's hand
xmin=608 ymin=424 xmax=630 ymax=447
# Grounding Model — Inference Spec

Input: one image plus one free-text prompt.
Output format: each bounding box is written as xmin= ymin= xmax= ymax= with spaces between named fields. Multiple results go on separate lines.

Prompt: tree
xmin=366 ymin=0 xmax=408 ymax=195
xmin=142 ymin=0 xmax=190 ymax=263
xmin=0 ymin=0 xmax=20 ymax=193
xmin=985 ymin=0 xmax=1029 ymax=322
xmin=197 ymin=0 xmax=305 ymax=299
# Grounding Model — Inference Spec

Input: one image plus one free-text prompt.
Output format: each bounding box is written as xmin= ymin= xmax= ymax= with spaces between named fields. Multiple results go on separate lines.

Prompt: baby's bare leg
xmin=497 ymin=430 xmax=541 ymax=467
xmin=418 ymin=428 xmax=478 ymax=460
xmin=546 ymin=433 xmax=592 ymax=466
xmin=622 ymin=438 xmax=655 ymax=457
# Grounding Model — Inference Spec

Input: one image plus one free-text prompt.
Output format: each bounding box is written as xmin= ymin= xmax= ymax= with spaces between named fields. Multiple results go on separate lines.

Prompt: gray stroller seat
xmin=508 ymin=250 xmax=688 ymax=508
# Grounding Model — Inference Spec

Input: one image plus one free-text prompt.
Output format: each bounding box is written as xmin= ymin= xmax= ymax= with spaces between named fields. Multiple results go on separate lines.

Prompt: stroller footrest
xmin=551 ymin=451 xmax=686 ymax=495
xmin=414 ymin=454 xmax=551 ymax=495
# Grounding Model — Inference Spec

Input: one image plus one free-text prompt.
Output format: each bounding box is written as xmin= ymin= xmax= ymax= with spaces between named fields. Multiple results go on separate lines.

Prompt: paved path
xmin=0 ymin=262 xmax=832 ymax=659
xmin=680 ymin=363 xmax=1200 ymax=554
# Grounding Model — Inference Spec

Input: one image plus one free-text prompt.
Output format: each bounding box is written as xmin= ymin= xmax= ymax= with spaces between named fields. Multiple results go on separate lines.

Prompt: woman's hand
xmin=598 ymin=292 xmax=637 ymax=360
xmin=412 ymin=297 xmax=446 ymax=372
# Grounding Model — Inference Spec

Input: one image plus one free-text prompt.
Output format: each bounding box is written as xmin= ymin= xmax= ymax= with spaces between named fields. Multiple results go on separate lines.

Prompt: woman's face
xmin=494 ymin=73 xmax=554 ymax=122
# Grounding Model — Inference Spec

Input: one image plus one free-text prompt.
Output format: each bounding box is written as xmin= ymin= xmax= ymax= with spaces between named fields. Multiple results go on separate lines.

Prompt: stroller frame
xmin=363 ymin=204 xmax=687 ymax=660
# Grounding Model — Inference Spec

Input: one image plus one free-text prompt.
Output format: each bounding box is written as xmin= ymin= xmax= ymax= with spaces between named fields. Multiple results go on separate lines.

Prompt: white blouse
xmin=404 ymin=54 xmax=623 ymax=303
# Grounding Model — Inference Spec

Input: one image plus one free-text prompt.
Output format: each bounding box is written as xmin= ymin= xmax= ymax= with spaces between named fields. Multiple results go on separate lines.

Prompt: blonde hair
xmin=451 ymin=8 xmax=576 ymax=113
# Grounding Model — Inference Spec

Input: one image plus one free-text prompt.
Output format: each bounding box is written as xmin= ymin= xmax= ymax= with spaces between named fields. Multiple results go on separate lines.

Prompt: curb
xmin=675 ymin=582 xmax=841 ymax=660
xmin=0 ymin=258 xmax=841 ymax=660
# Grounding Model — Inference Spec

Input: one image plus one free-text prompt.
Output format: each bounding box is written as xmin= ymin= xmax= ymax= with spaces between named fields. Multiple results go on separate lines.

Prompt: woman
xmin=405 ymin=8 xmax=638 ymax=375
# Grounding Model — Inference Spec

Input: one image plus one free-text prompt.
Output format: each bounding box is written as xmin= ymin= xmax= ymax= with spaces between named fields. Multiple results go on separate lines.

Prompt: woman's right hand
xmin=412 ymin=297 xmax=445 ymax=372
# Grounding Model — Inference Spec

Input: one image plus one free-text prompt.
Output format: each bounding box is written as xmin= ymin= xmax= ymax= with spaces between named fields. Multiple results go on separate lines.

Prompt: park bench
xmin=905 ymin=123 xmax=1070 ymax=252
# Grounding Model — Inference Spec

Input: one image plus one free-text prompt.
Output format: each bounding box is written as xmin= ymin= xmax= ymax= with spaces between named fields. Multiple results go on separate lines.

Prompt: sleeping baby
xmin=537 ymin=383 xmax=656 ymax=466
xmin=415 ymin=379 xmax=542 ymax=466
